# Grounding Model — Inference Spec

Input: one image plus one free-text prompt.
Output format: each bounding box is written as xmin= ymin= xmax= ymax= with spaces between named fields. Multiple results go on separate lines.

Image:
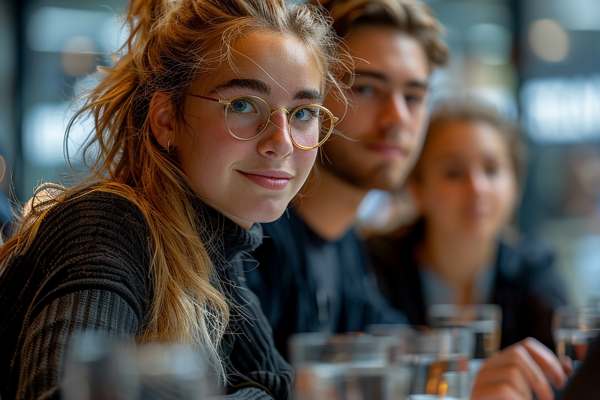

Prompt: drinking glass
xmin=553 ymin=306 xmax=600 ymax=367
xmin=63 ymin=331 xmax=219 ymax=400
xmin=289 ymin=332 xmax=410 ymax=400
xmin=428 ymin=304 xmax=502 ymax=359
xmin=406 ymin=327 xmax=472 ymax=399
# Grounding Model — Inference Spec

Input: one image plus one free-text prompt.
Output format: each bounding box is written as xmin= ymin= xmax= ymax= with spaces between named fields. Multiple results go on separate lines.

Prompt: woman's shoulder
xmin=496 ymin=235 xmax=559 ymax=279
xmin=15 ymin=185 xmax=153 ymax=273
xmin=34 ymin=186 xmax=149 ymax=237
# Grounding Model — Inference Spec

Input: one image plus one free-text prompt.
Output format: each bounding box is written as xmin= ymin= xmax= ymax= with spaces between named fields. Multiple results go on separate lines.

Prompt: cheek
xmin=412 ymin=109 xmax=428 ymax=139
xmin=493 ymin=177 xmax=518 ymax=214
xmin=178 ymin=126 xmax=237 ymax=189
xmin=295 ymin=149 xmax=318 ymax=179
xmin=422 ymin=181 xmax=461 ymax=213
xmin=335 ymin=106 xmax=375 ymax=140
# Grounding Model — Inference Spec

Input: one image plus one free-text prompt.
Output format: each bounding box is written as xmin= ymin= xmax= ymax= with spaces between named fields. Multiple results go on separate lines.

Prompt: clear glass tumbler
xmin=62 ymin=331 xmax=219 ymax=400
xmin=428 ymin=304 xmax=502 ymax=360
xmin=553 ymin=305 xmax=600 ymax=367
xmin=289 ymin=332 xmax=410 ymax=400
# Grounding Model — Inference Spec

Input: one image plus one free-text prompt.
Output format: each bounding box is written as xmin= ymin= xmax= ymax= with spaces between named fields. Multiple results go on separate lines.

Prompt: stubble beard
xmin=320 ymin=155 xmax=409 ymax=193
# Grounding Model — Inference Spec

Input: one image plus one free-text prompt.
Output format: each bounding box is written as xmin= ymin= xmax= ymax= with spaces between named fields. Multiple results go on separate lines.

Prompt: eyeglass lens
xmin=224 ymin=97 xmax=334 ymax=148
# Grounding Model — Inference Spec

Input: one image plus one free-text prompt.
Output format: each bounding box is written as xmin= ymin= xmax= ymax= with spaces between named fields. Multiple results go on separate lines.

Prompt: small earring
xmin=167 ymin=139 xmax=170 ymax=154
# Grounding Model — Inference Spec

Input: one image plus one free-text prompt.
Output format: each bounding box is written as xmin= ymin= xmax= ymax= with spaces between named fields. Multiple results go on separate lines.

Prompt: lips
xmin=365 ymin=142 xmax=408 ymax=158
xmin=238 ymin=170 xmax=293 ymax=190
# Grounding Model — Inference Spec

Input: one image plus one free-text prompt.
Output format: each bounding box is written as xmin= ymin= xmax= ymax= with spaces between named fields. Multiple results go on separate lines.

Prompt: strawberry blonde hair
xmin=1 ymin=0 xmax=350 ymax=381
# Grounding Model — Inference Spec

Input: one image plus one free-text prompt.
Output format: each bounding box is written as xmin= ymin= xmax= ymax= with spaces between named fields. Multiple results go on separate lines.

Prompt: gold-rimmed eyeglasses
xmin=187 ymin=94 xmax=339 ymax=150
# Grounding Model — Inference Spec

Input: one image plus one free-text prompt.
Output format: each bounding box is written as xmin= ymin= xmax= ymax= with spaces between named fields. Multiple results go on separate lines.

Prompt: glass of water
xmin=553 ymin=306 xmax=600 ymax=367
xmin=289 ymin=332 xmax=410 ymax=400
xmin=428 ymin=304 xmax=502 ymax=359
xmin=407 ymin=327 xmax=473 ymax=399
xmin=62 ymin=331 xmax=219 ymax=400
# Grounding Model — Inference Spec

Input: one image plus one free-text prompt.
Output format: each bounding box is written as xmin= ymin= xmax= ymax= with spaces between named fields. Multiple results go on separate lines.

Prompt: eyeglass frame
xmin=186 ymin=94 xmax=339 ymax=150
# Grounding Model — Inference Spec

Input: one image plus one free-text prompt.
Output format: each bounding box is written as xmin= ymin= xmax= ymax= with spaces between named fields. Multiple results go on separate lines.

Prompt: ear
xmin=149 ymin=92 xmax=176 ymax=151
xmin=406 ymin=176 xmax=426 ymax=214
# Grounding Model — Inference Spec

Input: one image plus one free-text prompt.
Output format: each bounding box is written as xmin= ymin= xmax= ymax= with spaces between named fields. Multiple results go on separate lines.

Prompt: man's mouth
xmin=365 ymin=142 xmax=409 ymax=159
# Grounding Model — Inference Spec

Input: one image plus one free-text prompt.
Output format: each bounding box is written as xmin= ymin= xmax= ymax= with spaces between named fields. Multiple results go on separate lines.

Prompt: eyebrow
xmin=214 ymin=79 xmax=271 ymax=95
xmin=294 ymin=89 xmax=324 ymax=103
xmin=213 ymin=78 xmax=323 ymax=103
xmin=354 ymin=70 xmax=429 ymax=90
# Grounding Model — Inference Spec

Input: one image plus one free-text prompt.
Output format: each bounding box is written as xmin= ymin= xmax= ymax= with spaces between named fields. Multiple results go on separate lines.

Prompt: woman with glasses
xmin=0 ymin=0 xmax=346 ymax=399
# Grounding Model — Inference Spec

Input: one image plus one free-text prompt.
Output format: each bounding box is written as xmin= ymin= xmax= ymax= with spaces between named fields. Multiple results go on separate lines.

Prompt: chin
xmin=461 ymin=223 xmax=495 ymax=239
xmin=363 ymin=174 xmax=405 ymax=192
xmin=240 ymin=199 xmax=290 ymax=224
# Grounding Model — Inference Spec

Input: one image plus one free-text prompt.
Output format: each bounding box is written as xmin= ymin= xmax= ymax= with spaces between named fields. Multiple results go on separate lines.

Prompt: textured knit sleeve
xmin=0 ymin=191 xmax=152 ymax=400
xmin=16 ymin=290 xmax=139 ymax=399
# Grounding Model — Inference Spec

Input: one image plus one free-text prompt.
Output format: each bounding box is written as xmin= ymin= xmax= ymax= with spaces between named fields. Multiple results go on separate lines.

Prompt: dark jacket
xmin=245 ymin=207 xmax=407 ymax=360
xmin=560 ymin=335 xmax=600 ymax=399
xmin=0 ymin=190 xmax=292 ymax=400
xmin=367 ymin=221 xmax=568 ymax=351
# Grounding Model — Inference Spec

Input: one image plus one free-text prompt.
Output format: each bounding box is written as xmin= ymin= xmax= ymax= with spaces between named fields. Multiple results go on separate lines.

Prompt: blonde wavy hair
xmin=0 ymin=0 xmax=349 ymax=381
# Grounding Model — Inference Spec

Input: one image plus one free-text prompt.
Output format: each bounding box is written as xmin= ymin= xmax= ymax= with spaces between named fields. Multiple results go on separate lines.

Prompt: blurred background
xmin=1 ymin=0 xmax=599 ymax=305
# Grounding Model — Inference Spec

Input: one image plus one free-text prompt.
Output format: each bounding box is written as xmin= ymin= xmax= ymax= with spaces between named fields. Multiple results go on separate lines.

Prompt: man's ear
xmin=149 ymin=92 xmax=176 ymax=151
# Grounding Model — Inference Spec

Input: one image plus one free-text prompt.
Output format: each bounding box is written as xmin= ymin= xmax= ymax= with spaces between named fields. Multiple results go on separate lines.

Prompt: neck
xmin=294 ymin=166 xmax=368 ymax=241
xmin=419 ymin=225 xmax=497 ymax=305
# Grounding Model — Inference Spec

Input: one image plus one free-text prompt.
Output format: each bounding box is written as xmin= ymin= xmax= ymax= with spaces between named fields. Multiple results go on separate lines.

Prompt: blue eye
xmin=230 ymin=99 xmax=255 ymax=113
xmin=294 ymin=107 xmax=316 ymax=121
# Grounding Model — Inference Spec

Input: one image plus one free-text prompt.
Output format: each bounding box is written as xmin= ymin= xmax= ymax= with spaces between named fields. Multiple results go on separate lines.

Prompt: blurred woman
xmin=0 ymin=0 xmax=347 ymax=398
xmin=368 ymin=96 xmax=567 ymax=350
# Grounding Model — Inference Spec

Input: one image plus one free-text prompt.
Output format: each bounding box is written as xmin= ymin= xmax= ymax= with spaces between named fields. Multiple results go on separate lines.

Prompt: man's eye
xmin=445 ymin=170 xmax=463 ymax=179
xmin=485 ymin=166 xmax=500 ymax=177
xmin=406 ymin=95 xmax=424 ymax=105
xmin=352 ymin=86 xmax=375 ymax=97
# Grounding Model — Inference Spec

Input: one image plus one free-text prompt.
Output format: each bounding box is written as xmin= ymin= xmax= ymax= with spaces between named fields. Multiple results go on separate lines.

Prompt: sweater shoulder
xmin=2 ymin=189 xmax=153 ymax=323
xmin=42 ymin=189 xmax=148 ymax=230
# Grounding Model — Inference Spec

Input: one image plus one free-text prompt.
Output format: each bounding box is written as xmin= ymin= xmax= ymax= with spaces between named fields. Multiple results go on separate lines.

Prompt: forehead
xmin=426 ymin=120 xmax=510 ymax=159
xmin=202 ymin=31 xmax=324 ymax=96
xmin=346 ymin=26 xmax=429 ymax=84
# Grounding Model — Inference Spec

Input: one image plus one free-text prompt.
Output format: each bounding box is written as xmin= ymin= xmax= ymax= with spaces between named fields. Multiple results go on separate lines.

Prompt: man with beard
xmin=245 ymin=0 xmax=449 ymax=359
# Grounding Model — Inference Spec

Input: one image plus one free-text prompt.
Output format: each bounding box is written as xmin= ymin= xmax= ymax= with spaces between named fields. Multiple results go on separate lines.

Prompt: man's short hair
xmin=312 ymin=0 xmax=449 ymax=71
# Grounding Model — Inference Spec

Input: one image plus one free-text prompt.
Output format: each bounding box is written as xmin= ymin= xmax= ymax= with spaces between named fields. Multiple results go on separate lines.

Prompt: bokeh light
xmin=528 ymin=19 xmax=569 ymax=62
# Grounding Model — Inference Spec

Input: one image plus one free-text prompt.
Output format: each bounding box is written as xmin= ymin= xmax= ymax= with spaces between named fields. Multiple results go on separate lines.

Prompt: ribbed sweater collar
xmin=191 ymin=197 xmax=263 ymax=265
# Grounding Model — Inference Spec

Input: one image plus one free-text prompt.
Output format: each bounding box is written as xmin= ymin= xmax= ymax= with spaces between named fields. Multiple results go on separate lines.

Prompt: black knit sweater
xmin=0 ymin=190 xmax=293 ymax=399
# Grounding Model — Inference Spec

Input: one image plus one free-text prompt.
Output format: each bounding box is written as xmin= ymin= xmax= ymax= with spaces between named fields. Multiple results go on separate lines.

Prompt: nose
xmin=257 ymin=110 xmax=294 ymax=158
xmin=378 ymin=92 xmax=410 ymax=132
xmin=466 ymin=169 xmax=490 ymax=196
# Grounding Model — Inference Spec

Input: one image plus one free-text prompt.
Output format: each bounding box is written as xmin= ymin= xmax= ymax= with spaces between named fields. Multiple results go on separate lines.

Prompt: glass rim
xmin=187 ymin=93 xmax=338 ymax=150
xmin=223 ymin=95 xmax=336 ymax=150
xmin=428 ymin=304 xmax=502 ymax=320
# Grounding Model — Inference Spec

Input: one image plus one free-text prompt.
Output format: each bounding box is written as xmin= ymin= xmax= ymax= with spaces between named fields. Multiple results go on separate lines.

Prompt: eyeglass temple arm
xmin=186 ymin=94 xmax=230 ymax=104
